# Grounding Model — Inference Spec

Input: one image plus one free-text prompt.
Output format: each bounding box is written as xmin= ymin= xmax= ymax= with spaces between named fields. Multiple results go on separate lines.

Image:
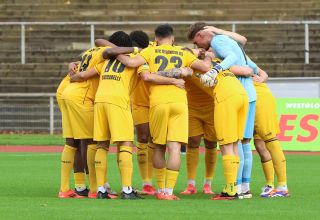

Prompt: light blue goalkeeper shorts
xmin=243 ymin=101 xmax=256 ymax=139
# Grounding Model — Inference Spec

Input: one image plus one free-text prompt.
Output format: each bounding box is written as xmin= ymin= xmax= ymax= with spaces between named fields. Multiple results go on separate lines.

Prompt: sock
xmin=74 ymin=172 xmax=86 ymax=189
xmin=265 ymin=140 xmax=287 ymax=187
xmin=204 ymin=179 xmax=211 ymax=186
xmin=137 ymin=142 xmax=149 ymax=183
xmin=95 ymin=148 xmax=108 ymax=189
xmin=242 ymin=142 xmax=253 ymax=190
xmin=262 ymin=160 xmax=275 ymax=187
xmin=147 ymin=143 xmax=154 ymax=181
xmin=222 ymin=155 xmax=238 ymax=196
xmin=98 ymin=186 xmax=106 ymax=193
xmin=205 ymin=147 xmax=218 ymax=180
xmin=118 ymin=146 xmax=133 ymax=188
xmin=188 ymin=179 xmax=196 ymax=186
xmin=236 ymin=142 xmax=244 ymax=189
xmin=186 ymin=146 xmax=199 ymax=181
xmin=154 ymin=168 xmax=166 ymax=191
xmin=87 ymin=144 xmax=97 ymax=193
xmin=122 ymin=186 xmax=133 ymax=194
xmin=165 ymin=169 xmax=179 ymax=195
xmin=60 ymin=145 xmax=77 ymax=192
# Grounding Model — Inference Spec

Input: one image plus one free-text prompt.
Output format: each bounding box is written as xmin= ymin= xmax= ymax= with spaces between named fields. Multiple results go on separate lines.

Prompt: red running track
xmin=0 ymin=146 xmax=319 ymax=155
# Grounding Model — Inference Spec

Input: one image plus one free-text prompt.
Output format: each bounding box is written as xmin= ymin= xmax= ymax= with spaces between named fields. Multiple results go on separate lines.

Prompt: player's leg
xmin=203 ymin=139 xmax=217 ymax=194
xmin=238 ymin=101 xmax=255 ymax=198
xmin=149 ymin=104 xmax=169 ymax=198
xmin=58 ymin=99 xmax=78 ymax=198
xmin=164 ymin=103 xmax=188 ymax=200
xmin=59 ymin=138 xmax=79 ymax=198
xmin=254 ymin=137 xmax=275 ymax=197
xmin=136 ymin=122 xmax=156 ymax=195
xmin=181 ymin=135 xmax=201 ymax=195
xmin=93 ymin=103 xmax=111 ymax=199
xmin=73 ymin=146 xmax=87 ymax=198
xmin=265 ymin=137 xmax=288 ymax=197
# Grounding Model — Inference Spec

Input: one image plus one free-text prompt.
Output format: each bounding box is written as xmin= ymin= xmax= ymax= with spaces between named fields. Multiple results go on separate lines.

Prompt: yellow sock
xmin=87 ymin=144 xmax=97 ymax=193
xmin=205 ymin=147 xmax=218 ymax=180
xmin=265 ymin=140 xmax=287 ymax=186
xmin=60 ymin=145 xmax=77 ymax=192
xmin=262 ymin=160 xmax=275 ymax=187
xmin=147 ymin=143 xmax=154 ymax=181
xmin=222 ymin=155 xmax=238 ymax=196
xmin=95 ymin=148 xmax=108 ymax=187
xmin=186 ymin=146 xmax=199 ymax=181
xmin=118 ymin=146 xmax=133 ymax=187
xmin=165 ymin=169 xmax=179 ymax=191
xmin=137 ymin=142 xmax=149 ymax=182
xmin=154 ymin=168 xmax=166 ymax=190
xmin=74 ymin=172 xmax=86 ymax=189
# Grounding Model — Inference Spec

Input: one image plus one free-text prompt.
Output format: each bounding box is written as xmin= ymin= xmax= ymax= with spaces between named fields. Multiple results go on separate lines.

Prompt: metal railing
xmin=0 ymin=77 xmax=319 ymax=134
xmin=1 ymin=20 xmax=320 ymax=64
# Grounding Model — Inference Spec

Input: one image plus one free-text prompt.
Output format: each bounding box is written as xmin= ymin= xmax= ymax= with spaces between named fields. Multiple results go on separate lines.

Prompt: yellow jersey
xmin=94 ymin=54 xmax=138 ymax=109
xmin=62 ymin=47 xmax=107 ymax=103
xmin=185 ymin=75 xmax=214 ymax=106
xmin=138 ymin=44 xmax=198 ymax=107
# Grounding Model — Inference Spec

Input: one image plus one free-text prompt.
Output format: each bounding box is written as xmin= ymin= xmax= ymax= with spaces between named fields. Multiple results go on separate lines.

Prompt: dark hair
xmin=187 ymin=22 xmax=206 ymax=40
xmin=130 ymin=30 xmax=150 ymax=48
xmin=155 ymin=24 xmax=174 ymax=38
xmin=108 ymin=31 xmax=132 ymax=47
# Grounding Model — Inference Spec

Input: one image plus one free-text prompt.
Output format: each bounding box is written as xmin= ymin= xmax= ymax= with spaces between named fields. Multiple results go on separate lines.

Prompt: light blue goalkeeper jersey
xmin=211 ymin=34 xmax=258 ymax=102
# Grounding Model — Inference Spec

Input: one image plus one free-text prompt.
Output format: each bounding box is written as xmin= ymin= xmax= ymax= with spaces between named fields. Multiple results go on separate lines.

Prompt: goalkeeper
xmin=188 ymin=23 xmax=259 ymax=198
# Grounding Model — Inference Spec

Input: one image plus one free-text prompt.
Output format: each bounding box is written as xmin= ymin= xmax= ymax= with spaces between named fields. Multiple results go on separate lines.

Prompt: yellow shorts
xmin=189 ymin=103 xmax=216 ymax=142
xmin=132 ymin=104 xmax=149 ymax=126
xmin=149 ymin=103 xmax=188 ymax=145
xmin=94 ymin=103 xmax=134 ymax=142
xmin=62 ymin=99 xmax=94 ymax=139
xmin=214 ymin=94 xmax=248 ymax=145
xmin=254 ymin=90 xmax=280 ymax=141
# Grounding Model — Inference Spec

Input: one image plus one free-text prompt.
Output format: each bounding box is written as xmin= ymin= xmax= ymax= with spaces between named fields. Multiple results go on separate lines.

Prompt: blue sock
xmin=242 ymin=142 xmax=253 ymax=184
xmin=236 ymin=142 xmax=244 ymax=186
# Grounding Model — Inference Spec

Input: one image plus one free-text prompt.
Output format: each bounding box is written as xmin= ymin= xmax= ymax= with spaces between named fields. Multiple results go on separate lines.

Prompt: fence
xmin=0 ymin=77 xmax=319 ymax=134
xmin=1 ymin=20 xmax=320 ymax=64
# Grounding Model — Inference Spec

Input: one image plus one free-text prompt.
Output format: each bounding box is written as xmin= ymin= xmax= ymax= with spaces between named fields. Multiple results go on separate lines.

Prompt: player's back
xmin=94 ymin=54 xmax=138 ymax=109
xmin=185 ymin=75 xmax=213 ymax=106
xmin=139 ymin=44 xmax=197 ymax=107
xmin=62 ymin=47 xmax=106 ymax=103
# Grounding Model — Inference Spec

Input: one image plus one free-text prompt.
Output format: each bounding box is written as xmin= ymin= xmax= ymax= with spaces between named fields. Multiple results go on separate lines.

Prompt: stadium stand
xmin=0 ymin=0 xmax=320 ymax=93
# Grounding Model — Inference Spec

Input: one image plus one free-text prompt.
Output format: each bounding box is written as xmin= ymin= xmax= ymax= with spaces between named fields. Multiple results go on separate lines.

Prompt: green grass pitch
xmin=0 ymin=152 xmax=318 ymax=220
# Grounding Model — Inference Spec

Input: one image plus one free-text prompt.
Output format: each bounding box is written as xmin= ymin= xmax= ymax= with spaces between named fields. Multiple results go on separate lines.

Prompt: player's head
xmin=154 ymin=24 xmax=174 ymax=45
xmin=108 ymin=31 xmax=132 ymax=47
xmin=130 ymin=30 xmax=150 ymax=49
xmin=187 ymin=22 xmax=212 ymax=50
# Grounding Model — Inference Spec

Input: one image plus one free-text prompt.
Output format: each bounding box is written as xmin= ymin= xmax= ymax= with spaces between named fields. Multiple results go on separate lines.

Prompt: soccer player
xmin=59 ymin=35 xmax=120 ymax=198
xmin=56 ymin=61 xmax=89 ymax=198
xmin=179 ymin=48 xmax=218 ymax=195
xmin=188 ymin=23 xmax=258 ymax=198
xmin=70 ymin=31 xmax=186 ymax=199
xmin=114 ymin=24 xmax=213 ymax=200
xmin=252 ymin=68 xmax=289 ymax=197
xmin=95 ymin=31 xmax=157 ymax=195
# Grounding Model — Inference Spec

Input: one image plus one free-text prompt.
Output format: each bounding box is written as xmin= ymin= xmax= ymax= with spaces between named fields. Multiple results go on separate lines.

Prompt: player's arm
xmin=155 ymin=67 xmax=193 ymax=78
xmin=140 ymin=71 xmax=185 ymax=89
xmin=95 ymin=39 xmax=116 ymax=47
xmin=103 ymin=47 xmax=139 ymax=59
xmin=252 ymin=67 xmax=268 ymax=83
xmin=69 ymin=68 xmax=98 ymax=82
xmin=117 ymin=54 xmax=146 ymax=68
xmin=229 ymin=66 xmax=254 ymax=77
xmin=68 ymin=61 xmax=80 ymax=75
xmin=204 ymin=26 xmax=247 ymax=46
xmin=190 ymin=54 xmax=212 ymax=73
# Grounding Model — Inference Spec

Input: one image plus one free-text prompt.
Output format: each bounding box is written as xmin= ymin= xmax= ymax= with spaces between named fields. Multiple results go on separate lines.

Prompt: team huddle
xmin=56 ymin=23 xmax=289 ymax=200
